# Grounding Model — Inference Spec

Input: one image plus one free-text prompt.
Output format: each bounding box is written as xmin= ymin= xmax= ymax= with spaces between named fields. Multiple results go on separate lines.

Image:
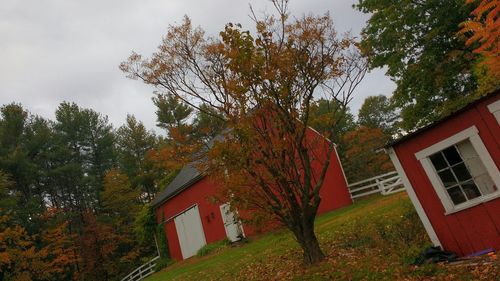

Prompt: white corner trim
xmin=415 ymin=126 xmax=478 ymax=160
xmin=487 ymin=99 xmax=500 ymax=113
xmin=334 ymin=144 xmax=349 ymax=188
xmin=487 ymin=99 xmax=500 ymax=124
xmin=386 ymin=147 xmax=442 ymax=247
xmin=306 ymin=124 xmax=334 ymax=144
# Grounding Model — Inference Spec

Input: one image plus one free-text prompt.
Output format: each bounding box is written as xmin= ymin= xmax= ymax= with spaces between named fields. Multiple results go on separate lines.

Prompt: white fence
xmin=348 ymin=171 xmax=405 ymax=199
xmin=121 ymin=256 xmax=160 ymax=281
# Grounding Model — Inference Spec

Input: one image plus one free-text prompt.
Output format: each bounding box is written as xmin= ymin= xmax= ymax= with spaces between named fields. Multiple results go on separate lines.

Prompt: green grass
xmin=196 ymin=238 xmax=230 ymax=257
xmin=145 ymin=193 xmax=499 ymax=281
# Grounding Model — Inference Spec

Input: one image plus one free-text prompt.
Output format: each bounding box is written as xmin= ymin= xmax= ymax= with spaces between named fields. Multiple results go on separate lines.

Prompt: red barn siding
xmin=392 ymin=94 xmax=500 ymax=256
xmin=155 ymin=132 xmax=352 ymax=260
xmin=156 ymin=177 xmax=228 ymax=261
xmin=311 ymin=131 xmax=353 ymax=215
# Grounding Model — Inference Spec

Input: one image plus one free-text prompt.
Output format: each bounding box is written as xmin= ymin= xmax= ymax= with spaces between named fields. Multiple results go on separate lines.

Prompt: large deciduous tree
xmin=355 ymin=0 xmax=479 ymax=130
xmin=357 ymin=95 xmax=399 ymax=136
xmin=309 ymin=99 xmax=356 ymax=142
xmin=121 ymin=0 xmax=366 ymax=264
xmin=341 ymin=126 xmax=393 ymax=182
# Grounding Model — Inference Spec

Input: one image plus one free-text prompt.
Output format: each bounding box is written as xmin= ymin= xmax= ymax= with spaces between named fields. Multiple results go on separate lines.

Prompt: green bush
xmin=154 ymin=258 xmax=173 ymax=271
xmin=134 ymin=205 xmax=156 ymax=243
xmin=196 ymin=238 xmax=231 ymax=257
xmin=156 ymin=224 xmax=170 ymax=259
xmin=341 ymin=200 xmax=430 ymax=264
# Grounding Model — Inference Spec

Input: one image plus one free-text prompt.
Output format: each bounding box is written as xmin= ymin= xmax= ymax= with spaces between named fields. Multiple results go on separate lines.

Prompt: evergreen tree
xmin=116 ymin=115 xmax=158 ymax=201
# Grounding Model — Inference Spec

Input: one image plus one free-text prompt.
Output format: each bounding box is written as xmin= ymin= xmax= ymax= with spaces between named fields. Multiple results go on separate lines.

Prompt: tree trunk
xmin=292 ymin=219 xmax=325 ymax=265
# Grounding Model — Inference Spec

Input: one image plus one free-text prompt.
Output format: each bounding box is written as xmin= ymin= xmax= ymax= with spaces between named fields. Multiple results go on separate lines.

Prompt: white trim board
xmin=487 ymin=99 xmax=500 ymax=113
xmin=334 ymin=144 xmax=349 ymax=193
xmin=415 ymin=126 xmax=478 ymax=160
xmin=487 ymin=99 xmax=500 ymax=124
xmin=386 ymin=147 xmax=442 ymax=247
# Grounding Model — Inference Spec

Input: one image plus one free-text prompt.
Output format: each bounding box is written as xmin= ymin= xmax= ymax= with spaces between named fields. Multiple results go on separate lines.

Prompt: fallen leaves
xmin=152 ymin=194 xmax=499 ymax=281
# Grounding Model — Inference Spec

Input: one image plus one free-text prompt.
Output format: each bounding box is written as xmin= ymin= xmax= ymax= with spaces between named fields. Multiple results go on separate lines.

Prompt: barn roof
xmin=150 ymin=162 xmax=204 ymax=207
xmin=150 ymin=121 xmax=336 ymax=208
xmin=385 ymin=91 xmax=499 ymax=149
xmin=150 ymin=134 xmax=225 ymax=208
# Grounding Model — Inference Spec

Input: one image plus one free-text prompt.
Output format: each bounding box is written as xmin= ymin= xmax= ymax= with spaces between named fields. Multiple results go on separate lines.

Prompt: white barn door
xmin=220 ymin=203 xmax=245 ymax=242
xmin=174 ymin=205 xmax=206 ymax=259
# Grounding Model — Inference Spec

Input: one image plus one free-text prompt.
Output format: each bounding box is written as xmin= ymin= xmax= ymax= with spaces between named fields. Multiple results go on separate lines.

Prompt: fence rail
xmin=121 ymin=256 xmax=160 ymax=281
xmin=348 ymin=171 xmax=405 ymax=199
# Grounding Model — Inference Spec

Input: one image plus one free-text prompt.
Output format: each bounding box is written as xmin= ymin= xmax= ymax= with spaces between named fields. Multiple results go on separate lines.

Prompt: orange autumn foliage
xmin=0 ymin=216 xmax=43 ymax=281
xmin=0 ymin=214 xmax=81 ymax=281
xmin=121 ymin=0 xmax=367 ymax=265
xmin=40 ymin=220 xmax=81 ymax=280
xmin=460 ymin=0 xmax=500 ymax=78
xmin=342 ymin=126 xmax=394 ymax=182
xmin=146 ymin=129 xmax=202 ymax=173
xmin=78 ymin=212 xmax=120 ymax=280
xmin=102 ymin=169 xmax=140 ymax=217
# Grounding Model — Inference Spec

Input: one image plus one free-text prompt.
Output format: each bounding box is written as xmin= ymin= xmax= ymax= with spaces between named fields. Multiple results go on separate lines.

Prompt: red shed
xmin=151 ymin=128 xmax=352 ymax=260
xmin=386 ymin=91 xmax=500 ymax=256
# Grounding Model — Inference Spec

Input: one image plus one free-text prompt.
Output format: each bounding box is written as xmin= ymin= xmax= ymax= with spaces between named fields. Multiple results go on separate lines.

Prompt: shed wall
xmin=393 ymin=95 xmax=500 ymax=256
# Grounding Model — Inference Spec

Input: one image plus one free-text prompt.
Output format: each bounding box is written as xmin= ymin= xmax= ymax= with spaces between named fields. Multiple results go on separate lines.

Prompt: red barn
xmin=151 ymin=128 xmax=352 ymax=260
xmin=386 ymin=92 xmax=500 ymax=256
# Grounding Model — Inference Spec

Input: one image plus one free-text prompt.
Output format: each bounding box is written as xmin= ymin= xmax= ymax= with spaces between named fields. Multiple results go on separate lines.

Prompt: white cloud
xmin=0 ymin=0 xmax=394 ymax=132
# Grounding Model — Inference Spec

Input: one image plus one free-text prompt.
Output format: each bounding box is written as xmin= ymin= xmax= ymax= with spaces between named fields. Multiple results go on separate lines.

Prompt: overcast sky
xmin=0 ymin=0 xmax=395 ymax=133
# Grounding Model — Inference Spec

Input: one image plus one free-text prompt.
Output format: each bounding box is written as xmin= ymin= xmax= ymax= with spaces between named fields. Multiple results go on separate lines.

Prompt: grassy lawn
xmin=146 ymin=193 xmax=499 ymax=281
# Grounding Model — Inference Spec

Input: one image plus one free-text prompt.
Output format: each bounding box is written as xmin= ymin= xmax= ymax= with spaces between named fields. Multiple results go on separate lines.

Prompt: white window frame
xmin=487 ymin=99 xmax=500 ymax=124
xmin=415 ymin=126 xmax=500 ymax=215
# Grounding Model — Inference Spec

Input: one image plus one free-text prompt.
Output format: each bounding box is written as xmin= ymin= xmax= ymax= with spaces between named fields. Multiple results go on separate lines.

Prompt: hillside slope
xmin=147 ymin=193 xmax=498 ymax=280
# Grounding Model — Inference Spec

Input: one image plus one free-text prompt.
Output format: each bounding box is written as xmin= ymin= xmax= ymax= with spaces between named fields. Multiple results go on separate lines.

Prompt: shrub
xmin=196 ymin=238 xmax=231 ymax=257
xmin=341 ymin=200 xmax=430 ymax=264
xmin=156 ymin=224 xmax=170 ymax=259
xmin=154 ymin=257 xmax=173 ymax=271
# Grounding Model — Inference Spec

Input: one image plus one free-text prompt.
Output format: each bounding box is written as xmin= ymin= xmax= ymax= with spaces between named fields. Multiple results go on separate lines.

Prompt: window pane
xmin=447 ymin=186 xmax=467 ymax=205
xmin=430 ymin=152 xmax=447 ymax=171
xmin=456 ymin=140 xmax=497 ymax=195
xmin=443 ymin=146 xmax=462 ymax=165
xmin=474 ymin=174 xmax=497 ymax=194
xmin=462 ymin=181 xmax=481 ymax=200
xmin=438 ymin=169 xmax=457 ymax=187
xmin=452 ymin=163 xmax=473 ymax=182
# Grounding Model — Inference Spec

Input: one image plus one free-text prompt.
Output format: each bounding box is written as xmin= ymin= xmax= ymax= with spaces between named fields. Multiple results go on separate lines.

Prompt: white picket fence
xmin=121 ymin=256 xmax=160 ymax=281
xmin=348 ymin=171 xmax=405 ymax=199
